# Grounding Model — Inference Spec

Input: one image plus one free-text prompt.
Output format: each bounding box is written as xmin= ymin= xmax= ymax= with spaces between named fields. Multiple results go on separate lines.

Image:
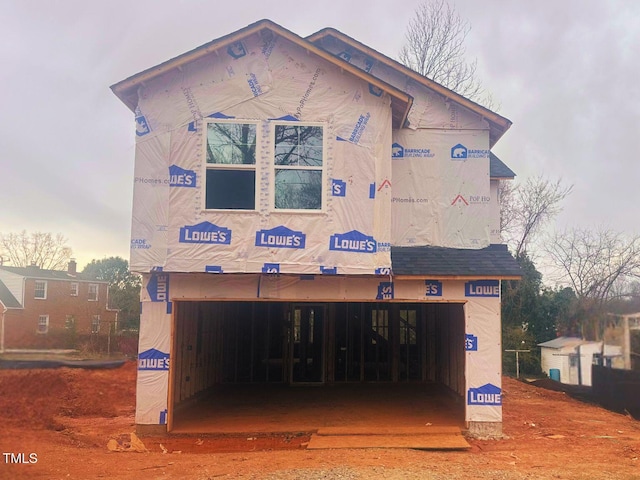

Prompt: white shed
xmin=538 ymin=337 xmax=603 ymax=386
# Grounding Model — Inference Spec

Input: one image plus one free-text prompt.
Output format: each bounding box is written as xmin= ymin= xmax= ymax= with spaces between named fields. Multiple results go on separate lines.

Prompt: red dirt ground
xmin=1 ymin=362 xmax=639 ymax=479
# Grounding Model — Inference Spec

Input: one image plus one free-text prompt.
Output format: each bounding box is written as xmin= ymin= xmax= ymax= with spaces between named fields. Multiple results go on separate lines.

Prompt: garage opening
xmin=169 ymin=301 xmax=466 ymax=433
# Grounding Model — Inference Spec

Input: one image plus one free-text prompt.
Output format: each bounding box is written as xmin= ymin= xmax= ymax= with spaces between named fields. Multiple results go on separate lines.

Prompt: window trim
xmin=271 ymin=121 xmax=326 ymax=213
xmin=70 ymin=282 xmax=79 ymax=296
xmin=202 ymin=118 xmax=260 ymax=212
xmin=91 ymin=315 xmax=100 ymax=334
xmin=37 ymin=315 xmax=49 ymax=334
xmin=34 ymin=280 xmax=47 ymax=300
xmin=88 ymin=283 xmax=99 ymax=302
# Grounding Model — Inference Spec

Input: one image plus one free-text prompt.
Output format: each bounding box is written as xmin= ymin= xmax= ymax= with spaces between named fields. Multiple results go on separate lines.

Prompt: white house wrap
xmin=112 ymin=20 xmax=518 ymax=436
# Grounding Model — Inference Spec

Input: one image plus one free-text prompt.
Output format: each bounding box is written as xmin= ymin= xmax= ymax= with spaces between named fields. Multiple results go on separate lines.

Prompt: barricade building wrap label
xmin=390 ymin=129 xmax=491 ymax=248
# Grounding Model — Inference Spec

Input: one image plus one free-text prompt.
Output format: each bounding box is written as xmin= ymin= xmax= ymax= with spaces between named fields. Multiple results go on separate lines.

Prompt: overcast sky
xmin=1 ymin=0 xmax=638 ymax=278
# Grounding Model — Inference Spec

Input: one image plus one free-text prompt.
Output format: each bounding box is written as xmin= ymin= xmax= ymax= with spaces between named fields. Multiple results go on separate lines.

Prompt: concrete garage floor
xmin=170 ymin=383 xmax=465 ymax=435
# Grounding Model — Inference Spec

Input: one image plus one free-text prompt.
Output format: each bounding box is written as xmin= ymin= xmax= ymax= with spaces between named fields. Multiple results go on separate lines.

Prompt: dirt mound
xmin=2 ymin=366 xmax=640 ymax=479
xmin=0 ymin=361 xmax=136 ymax=429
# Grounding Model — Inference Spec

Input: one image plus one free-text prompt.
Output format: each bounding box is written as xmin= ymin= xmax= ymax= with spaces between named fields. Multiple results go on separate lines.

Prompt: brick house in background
xmin=0 ymin=261 xmax=117 ymax=350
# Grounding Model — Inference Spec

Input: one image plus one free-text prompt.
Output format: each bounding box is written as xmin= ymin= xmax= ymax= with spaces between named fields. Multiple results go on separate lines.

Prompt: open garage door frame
xmin=168 ymin=300 xmax=466 ymax=432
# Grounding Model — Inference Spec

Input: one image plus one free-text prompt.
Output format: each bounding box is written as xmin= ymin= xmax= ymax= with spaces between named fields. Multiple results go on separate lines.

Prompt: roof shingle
xmin=0 ymin=265 xmax=104 ymax=282
xmin=490 ymin=152 xmax=516 ymax=179
xmin=391 ymin=244 xmax=521 ymax=277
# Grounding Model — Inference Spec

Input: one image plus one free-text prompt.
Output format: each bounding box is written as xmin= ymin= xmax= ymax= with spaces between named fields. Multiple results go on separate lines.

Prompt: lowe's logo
xmin=337 ymin=51 xmax=352 ymax=62
xmin=331 ymin=179 xmax=346 ymax=197
xmin=376 ymin=282 xmax=394 ymax=300
xmin=320 ymin=266 xmax=337 ymax=275
xmin=465 ymin=280 xmax=500 ymax=297
xmin=330 ymin=230 xmax=377 ymax=253
xmin=169 ymin=165 xmax=196 ymax=187
xmin=451 ymin=143 xmax=467 ymax=159
xmin=227 ymin=41 xmax=246 ymax=59
xmin=465 ymin=334 xmax=478 ymax=351
xmin=255 ymin=226 xmax=306 ymax=249
xmin=179 ymin=222 xmax=232 ymax=244
xmin=364 ymin=57 xmax=375 ymax=73
xmin=135 ymin=115 xmax=150 ymax=136
xmin=147 ymin=273 xmax=169 ymax=302
xmin=369 ymin=84 xmax=383 ymax=97
xmin=467 ymin=383 xmax=502 ymax=406
xmin=262 ymin=263 xmax=280 ymax=274
xmin=425 ymin=280 xmax=442 ymax=297
xmin=138 ymin=348 xmax=170 ymax=371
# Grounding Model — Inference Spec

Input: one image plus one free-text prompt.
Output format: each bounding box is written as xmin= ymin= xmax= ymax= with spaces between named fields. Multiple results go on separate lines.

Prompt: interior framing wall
xmin=169 ymin=300 xmax=466 ymax=405
xmin=138 ymin=273 xmax=503 ymax=431
xmin=431 ymin=303 xmax=465 ymax=396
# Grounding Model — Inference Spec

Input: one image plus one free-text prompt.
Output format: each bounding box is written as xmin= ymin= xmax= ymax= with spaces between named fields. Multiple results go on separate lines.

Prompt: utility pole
xmin=505 ymin=349 xmax=530 ymax=379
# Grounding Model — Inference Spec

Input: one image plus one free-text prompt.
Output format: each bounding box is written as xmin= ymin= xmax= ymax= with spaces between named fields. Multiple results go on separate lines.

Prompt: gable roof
xmin=0 ymin=279 xmax=21 ymax=309
xmin=391 ymin=244 xmax=520 ymax=279
xmin=0 ymin=265 xmax=106 ymax=283
xmin=110 ymin=19 xmax=413 ymax=129
xmin=538 ymin=337 xmax=600 ymax=349
xmin=490 ymin=152 xmax=516 ymax=179
xmin=307 ymin=28 xmax=512 ymax=147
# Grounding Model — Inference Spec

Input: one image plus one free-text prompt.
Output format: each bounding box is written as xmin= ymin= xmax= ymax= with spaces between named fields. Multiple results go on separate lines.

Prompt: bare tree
xmin=500 ymin=176 xmax=573 ymax=257
xmin=546 ymin=228 xmax=640 ymax=303
xmin=399 ymin=0 xmax=492 ymax=106
xmin=0 ymin=231 xmax=73 ymax=270
xmin=545 ymin=228 xmax=640 ymax=339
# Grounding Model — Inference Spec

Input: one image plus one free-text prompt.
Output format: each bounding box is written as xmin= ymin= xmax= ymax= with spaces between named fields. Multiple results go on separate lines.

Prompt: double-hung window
xmin=205 ymin=121 xmax=257 ymax=210
xmin=88 ymin=284 xmax=98 ymax=301
xmin=273 ymin=123 xmax=324 ymax=210
xmin=37 ymin=315 xmax=49 ymax=334
xmin=34 ymin=280 xmax=47 ymax=299
xmin=91 ymin=315 xmax=100 ymax=334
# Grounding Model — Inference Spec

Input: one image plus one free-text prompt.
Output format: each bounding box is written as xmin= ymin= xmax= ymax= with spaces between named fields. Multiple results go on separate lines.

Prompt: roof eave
xmin=393 ymin=274 xmax=521 ymax=281
xmin=308 ymin=28 xmax=512 ymax=146
xmin=111 ymin=19 xmax=413 ymax=128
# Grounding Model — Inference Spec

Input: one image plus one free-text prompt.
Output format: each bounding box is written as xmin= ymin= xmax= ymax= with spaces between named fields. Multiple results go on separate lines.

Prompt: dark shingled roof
xmin=0 ymin=265 xmax=104 ymax=282
xmin=0 ymin=279 xmax=21 ymax=308
xmin=490 ymin=152 xmax=516 ymax=179
xmin=391 ymin=244 xmax=521 ymax=277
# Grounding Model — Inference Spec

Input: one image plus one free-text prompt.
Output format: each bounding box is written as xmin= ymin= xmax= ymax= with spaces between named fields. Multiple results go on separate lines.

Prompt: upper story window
xmin=88 ymin=284 xmax=98 ymax=301
xmin=273 ymin=124 xmax=324 ymax=211
xmin=205 ymin=121 xmax=257 ymax=210
xmin=34 ymin=280 xmax=47 ymax=299
xmin=70 ymin=283 xmax=78 ymax=296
